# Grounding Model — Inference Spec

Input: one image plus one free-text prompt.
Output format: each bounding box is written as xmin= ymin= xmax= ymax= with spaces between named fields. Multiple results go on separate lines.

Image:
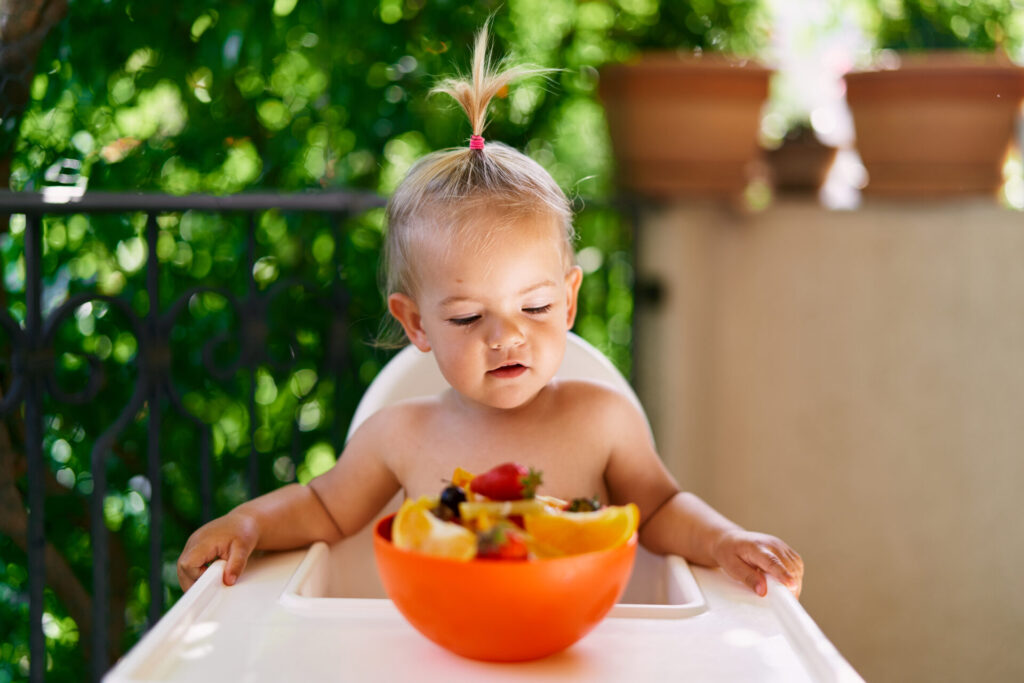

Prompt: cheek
xmin=435 ymin=340 xmax=482 ymax=386
xmin=533 ymin=323 xmax=567 ymax=358
xmin=432 ymin=330 xmax=474 ymax=364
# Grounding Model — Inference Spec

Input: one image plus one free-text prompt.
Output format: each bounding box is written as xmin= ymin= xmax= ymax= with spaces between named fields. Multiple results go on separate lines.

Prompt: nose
xmin=486 ymin=315 xmax=524 ymax=350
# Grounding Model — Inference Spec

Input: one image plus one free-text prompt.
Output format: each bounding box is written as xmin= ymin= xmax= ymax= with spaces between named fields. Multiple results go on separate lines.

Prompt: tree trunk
xmin=0 ymin=0 xmax=69 ymax=190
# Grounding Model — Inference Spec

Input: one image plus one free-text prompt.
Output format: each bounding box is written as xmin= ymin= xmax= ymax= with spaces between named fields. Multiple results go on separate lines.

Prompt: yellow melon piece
xmin=458 ymin=499 xmax=549 ymax=521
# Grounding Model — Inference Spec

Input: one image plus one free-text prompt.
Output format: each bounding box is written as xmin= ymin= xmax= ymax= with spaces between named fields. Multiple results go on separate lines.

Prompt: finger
xmin=778 ymin=546 xmax=804 ymax=577
xmin=743 ymin=542 xmax=799 ymax=585
xmin=775 ymin=546 xmax=804 ymax=593
xmin=177 ymin=542 xmax=220 ymax=592
xmin=223 ymin=537 xmax=254 ymax=586
xmin=177 ymin=550 xmax=205 ymax=592
xmin=753 ymin=545 xmax=805 ymax=599
xmin=177 ymin=563 xmax=194 ymax=592
xmin=755 ymin=546 xmax=795 ymax=585
xmin=721 ymin=555 xmax=767 ymax=597
xmin=783 ymin=550 xmax=805 ymax=598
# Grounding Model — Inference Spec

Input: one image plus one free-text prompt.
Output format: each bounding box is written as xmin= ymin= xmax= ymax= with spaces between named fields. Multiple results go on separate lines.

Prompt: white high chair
xmin=347 ymin=331 xmax=646 ymax=439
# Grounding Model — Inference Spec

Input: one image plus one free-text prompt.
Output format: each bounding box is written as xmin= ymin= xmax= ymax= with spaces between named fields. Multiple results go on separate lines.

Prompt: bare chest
xmin=394 ymin=418 xmax=611 ymax=503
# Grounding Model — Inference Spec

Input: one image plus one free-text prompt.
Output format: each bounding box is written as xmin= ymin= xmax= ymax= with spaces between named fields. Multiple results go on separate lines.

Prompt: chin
xmin=475 ymin=394 xmax=526 ymax=411
xmin=478 ymin=386 xmax=542 ymax=411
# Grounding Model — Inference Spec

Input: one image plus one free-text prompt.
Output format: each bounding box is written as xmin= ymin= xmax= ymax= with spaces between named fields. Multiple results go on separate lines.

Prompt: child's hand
xmin=176 ymin=512 xmax=259 ymax=592
xmin=712 ymin=529 xmax=804 ymax=598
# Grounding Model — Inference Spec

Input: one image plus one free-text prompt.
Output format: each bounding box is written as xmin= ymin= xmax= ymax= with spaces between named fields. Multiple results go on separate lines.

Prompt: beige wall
xmin=634 ymin=198 xmax=1024 ymax=683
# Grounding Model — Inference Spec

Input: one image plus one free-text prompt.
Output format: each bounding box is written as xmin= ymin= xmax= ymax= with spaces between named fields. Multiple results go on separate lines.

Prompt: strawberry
xmin=469 ymin=462 xmax=542 ymax=501
xmin=476 ymin=522 xmax=529 ymax=561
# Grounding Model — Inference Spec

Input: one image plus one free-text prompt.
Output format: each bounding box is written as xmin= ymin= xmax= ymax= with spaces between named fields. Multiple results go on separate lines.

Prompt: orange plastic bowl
xmin=374 ymin=513 xmax=637 ymax=662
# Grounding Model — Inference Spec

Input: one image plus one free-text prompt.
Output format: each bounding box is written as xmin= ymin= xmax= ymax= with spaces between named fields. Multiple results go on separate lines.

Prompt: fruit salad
xmin=391 ymin=462 xmax=639 ymax=561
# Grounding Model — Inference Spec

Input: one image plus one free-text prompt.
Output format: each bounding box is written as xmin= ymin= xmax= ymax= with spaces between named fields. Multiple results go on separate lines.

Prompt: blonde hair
xmin=380 ymin=23 xmax=576 ymax=345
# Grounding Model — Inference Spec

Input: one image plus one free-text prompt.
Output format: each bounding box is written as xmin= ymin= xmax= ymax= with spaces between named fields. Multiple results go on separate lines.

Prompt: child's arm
xmin=599 ymin=390 xmax=803 ymax=598
xmin=635 ymin=492 xmax=803 ymax=597
xmin=176 ymin=483 xmax=345 ymax=591
xmin=176 ymin=408 xmax=403 ymax=591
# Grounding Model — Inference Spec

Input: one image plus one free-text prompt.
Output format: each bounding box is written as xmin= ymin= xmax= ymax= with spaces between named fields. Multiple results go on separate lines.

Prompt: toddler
xmin=177 ymin=25 xmax=803 ymax=598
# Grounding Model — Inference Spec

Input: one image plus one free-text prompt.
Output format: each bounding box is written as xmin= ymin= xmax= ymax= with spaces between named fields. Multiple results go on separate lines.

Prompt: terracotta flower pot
xmin=599 ymin=53 xmax=772 ymax=198
xmin=845 ymin=51 xmax=1024 ymax=196
xmin=764 ymin=126 xmax=839 ymax=195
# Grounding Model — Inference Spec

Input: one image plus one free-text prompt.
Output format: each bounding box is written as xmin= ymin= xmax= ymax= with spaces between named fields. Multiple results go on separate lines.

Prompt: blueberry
xmin=440 ymin=485 xmax=467 ymax=518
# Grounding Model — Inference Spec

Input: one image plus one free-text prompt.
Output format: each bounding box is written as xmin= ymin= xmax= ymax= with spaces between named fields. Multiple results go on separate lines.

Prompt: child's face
xmin=389 ymin=213 xmax=582 ymax=411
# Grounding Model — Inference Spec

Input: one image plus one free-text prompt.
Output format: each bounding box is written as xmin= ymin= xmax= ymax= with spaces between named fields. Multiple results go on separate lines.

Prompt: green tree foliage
xmin=1 ymin=1 xmax=766 ymax=680
xmin=859 ymin=0 xmax=1024 ymax=52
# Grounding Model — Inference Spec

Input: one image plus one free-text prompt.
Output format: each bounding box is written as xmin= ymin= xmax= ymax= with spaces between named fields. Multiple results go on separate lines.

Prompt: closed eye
xmin=448 ymin=315 xmax=480 ymax=326
xmin=524 ymin=304 xmax=552 ymax=315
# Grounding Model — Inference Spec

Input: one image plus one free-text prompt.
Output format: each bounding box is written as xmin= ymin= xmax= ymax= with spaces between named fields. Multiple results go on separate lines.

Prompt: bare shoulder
xmin=348 ymin=395 xmax=443 ymax=447
xmin=549 ymin=377 xmax=627 ymax=402
xmin=548 ymin=379 xmax=646 ymax=428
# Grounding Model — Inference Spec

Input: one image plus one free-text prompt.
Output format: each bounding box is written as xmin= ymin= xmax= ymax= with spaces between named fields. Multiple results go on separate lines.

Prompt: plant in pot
xmin=763 ymin=121 xmax=840 ymax=195
xmin=844 ymin=0 xmax=1024 ymax=196
xmin=598 ymin=1 xmax=774 ymax=198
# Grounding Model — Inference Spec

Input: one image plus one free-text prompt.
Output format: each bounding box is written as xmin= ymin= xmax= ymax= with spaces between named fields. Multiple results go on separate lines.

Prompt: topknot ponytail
xmin=379 ymin=20 xmax=577 ymax=346
xmin=431 ymin=22 xmax=549 ymax=140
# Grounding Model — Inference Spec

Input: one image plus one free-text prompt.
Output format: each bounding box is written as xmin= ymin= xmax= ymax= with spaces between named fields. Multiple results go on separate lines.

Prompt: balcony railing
xmin=0 ymin=189 xmax=387 ymax=682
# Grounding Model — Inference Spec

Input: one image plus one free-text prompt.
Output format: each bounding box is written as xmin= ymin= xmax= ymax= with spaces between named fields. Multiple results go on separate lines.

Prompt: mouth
xmin=487 ymin=362 xmax=528 ymax=379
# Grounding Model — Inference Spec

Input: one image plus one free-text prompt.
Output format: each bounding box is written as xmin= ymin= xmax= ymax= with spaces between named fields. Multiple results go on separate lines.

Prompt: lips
xmin=488 ymin=362 xmax=527 ymax=379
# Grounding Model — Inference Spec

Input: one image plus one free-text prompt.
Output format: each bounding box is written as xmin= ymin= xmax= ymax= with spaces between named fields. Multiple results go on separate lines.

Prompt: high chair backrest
xmin=347 ymin=332 xmax=648 ymax=441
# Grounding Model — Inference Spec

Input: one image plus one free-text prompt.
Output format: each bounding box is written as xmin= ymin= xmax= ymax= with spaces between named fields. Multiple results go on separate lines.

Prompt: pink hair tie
xmin=469 ymin=134 xmax=485 ymax=150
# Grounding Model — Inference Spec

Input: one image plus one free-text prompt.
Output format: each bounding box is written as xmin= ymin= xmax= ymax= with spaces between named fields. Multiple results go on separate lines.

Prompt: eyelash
xmin=447 ymin=305 xmax=552 ymax=327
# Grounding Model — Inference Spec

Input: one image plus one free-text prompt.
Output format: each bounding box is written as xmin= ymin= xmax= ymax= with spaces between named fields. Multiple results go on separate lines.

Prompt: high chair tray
xmin=104 ymin=545 xmax=864 ymax=682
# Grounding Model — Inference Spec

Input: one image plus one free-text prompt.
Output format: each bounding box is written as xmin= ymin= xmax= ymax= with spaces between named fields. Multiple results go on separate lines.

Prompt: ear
xmin=564 ymin=265 xmax=583 ymax=329
xmin=388 ymin=293 xmax=432 ymax=352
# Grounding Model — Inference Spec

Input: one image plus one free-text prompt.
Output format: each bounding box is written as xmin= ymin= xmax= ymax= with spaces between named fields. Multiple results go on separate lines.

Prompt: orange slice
xmin=392 ymin=497 xmax=477 ymax=560
xmin=523 ymin=503 xmax=639 ymax=557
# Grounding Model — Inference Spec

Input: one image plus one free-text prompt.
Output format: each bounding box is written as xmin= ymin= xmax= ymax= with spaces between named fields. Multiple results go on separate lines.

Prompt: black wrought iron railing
xmin=0 ymin=189 xmax=387 ymax=682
